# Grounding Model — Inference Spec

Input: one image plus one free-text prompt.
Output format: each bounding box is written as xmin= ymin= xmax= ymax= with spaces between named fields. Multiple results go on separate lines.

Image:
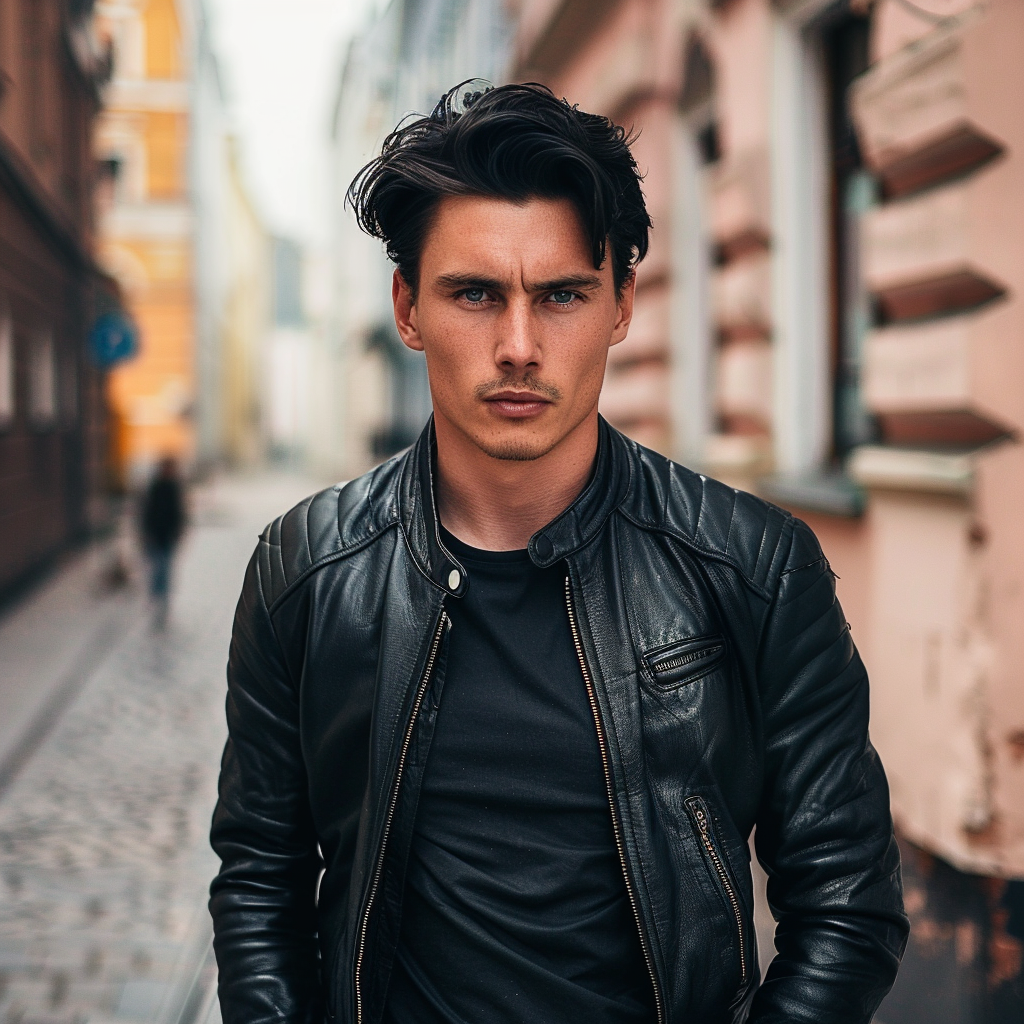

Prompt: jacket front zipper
xmin=353 ymin=610 xmax=448 ymax=1024
xmin=565 ymin=576 xmax=666 ymax=1024
xmin=685 ymin=796 xmax=748 ymax=984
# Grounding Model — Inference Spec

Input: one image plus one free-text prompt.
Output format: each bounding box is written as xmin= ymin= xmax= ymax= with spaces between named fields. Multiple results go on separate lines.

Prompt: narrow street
xmin=0 ymin=474 xmax=324 ymax=1024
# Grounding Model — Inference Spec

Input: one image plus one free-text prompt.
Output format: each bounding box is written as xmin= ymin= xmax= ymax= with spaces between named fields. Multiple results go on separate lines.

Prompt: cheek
xmin=577 ymin=356 xmax=610 ymax=403
xmin=555 ymin=326 xmax=612 ymax=389
xmin=420 ymin=321 xmax=482 ymax=397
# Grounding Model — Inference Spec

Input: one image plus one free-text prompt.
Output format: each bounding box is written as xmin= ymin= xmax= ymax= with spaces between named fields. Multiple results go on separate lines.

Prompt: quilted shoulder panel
xmin=256 ymin=456 xmax=403 ymax=609
xmin=621 ymin=434 xmax=793 ymax=596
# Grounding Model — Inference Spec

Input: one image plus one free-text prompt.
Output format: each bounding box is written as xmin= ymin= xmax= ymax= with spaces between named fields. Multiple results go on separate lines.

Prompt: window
xmin=30 ymin=329 xmax=56 ymax=427
xmin=0 ymin=314 xmax=13 ymax=426
xmin=144 ymin=0 xmax=182 ymax=79
xmin=760 ymin=0 xmax=875 ymax=514
xmin=823 ymin=11 xmax=877 ymax=461
xmin=771 ymin=0 xmax=876 ymax=479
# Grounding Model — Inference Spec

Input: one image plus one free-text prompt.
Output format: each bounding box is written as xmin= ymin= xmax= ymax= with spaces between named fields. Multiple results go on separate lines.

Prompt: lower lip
xmin=485 ymin=398 xmax=551 ymax=419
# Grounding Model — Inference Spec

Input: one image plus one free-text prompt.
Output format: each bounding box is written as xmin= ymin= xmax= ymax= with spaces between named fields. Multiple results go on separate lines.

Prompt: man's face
xmin=392 ymin=195 xmax=634 ymax=462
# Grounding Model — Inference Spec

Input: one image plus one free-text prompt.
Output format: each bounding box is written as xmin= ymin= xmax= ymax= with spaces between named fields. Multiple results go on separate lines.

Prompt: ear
xmin=392 ymin=269 xmax=423 ymax=352
xmin=609 ymin=271 xmax=636 ymax=347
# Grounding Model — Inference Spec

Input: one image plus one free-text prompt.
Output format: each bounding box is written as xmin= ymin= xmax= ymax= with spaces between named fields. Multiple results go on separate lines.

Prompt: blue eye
xmin=463 ymin=288 xmax=486 ymax=303
xmin=550 ymin=291 xmax=576 ymax=304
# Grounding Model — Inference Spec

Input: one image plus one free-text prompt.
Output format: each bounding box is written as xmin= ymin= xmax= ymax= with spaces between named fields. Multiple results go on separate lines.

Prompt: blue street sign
xmin=89 ymin=311 xmax=139 ymax=367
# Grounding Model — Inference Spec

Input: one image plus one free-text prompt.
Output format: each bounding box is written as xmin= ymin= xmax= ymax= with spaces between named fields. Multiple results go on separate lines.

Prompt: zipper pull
xmin=690 ymin=800 xmax=711 ymax=833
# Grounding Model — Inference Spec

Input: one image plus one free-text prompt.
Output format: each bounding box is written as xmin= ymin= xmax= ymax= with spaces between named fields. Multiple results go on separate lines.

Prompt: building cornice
xmin=102 ymin=78 xmax=190 ymax=112
xmin=100 ymin=202 xmax=194 ymax=241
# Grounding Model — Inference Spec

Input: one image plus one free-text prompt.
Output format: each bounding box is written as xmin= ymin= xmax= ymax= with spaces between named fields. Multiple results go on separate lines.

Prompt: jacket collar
xmin=398 ymin=415 xmax=632 ymax=596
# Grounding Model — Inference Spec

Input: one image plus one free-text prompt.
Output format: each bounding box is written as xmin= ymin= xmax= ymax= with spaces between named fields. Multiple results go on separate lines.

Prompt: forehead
xmin=420 ymin=195 xmax=600 ymax=280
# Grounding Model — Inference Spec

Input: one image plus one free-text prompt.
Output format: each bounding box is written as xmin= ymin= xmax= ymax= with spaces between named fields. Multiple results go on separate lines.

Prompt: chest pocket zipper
xmin=684 ymin=795 xmax=749 ymax=986
xmin=644 ymin=635 xmax=726 ymax=689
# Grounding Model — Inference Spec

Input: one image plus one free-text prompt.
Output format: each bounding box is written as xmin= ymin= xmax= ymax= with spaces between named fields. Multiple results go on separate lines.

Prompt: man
xmin=210 ymin=84 xmax=908 ymax=1024
xmin=140 ymin=455 xmax=185 ymax=627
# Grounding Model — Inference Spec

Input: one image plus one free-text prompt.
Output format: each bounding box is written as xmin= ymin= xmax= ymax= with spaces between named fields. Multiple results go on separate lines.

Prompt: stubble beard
xmin=475 ymin=432 xmax=557 ymax=462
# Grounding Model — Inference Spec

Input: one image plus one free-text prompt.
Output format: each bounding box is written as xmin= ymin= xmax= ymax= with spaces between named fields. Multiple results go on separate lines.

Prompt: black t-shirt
xmin=383 ymin=529 xmax=654 ymax=1024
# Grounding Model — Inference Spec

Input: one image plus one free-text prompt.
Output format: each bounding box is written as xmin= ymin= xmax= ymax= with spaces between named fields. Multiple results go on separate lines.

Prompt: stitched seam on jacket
xmin=253 ymin=549 xmax=300 ymax=693
xmin=722 ymin=489 xmax=738 ymax=559
xmin=302 ymin=496 xmax=313 ymax=567
xmin=264 ymin=521 xmax=399 ymax=616
xmin=614 ymin=507 xmax=783 ymax=602
xmin=753 ymin=518 xmax=798 ymax=660
xmin=752 ymin=515 xmax=770 ymax=588
xmin=779 ymin=555 xmax=829 ymax=577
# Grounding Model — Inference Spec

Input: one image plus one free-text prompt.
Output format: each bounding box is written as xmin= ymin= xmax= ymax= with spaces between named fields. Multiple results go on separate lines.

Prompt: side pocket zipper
xmin=684 ymin=795 xmax=748 ymax=984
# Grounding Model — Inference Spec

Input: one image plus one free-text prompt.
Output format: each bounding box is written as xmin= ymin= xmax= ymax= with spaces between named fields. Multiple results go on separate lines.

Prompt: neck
xmin=434 ymin=411 xmax=599 ymax=551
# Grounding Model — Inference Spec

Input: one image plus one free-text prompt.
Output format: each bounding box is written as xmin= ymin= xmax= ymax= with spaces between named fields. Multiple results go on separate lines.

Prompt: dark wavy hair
xmin=347 ymin=82 xmax=651 ymax=295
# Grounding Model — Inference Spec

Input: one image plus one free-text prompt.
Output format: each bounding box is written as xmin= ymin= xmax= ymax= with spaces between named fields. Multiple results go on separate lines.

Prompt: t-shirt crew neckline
xmin=439 ymin=523 xmax=532 ymax=567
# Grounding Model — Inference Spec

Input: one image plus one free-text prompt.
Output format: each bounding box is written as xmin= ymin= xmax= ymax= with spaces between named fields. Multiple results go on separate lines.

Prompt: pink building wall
xmin=512 ymin=0 xmax=1024 ymax=1013
xmin=852 ymin=0 xmax=1024 ymax=878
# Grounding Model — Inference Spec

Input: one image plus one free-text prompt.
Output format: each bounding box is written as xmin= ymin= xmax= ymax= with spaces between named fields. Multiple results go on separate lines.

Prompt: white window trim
xmin=770 ymin=0 xmax=835 ymax=475
xmin=670 ymin=113 xmax=714 ymax=467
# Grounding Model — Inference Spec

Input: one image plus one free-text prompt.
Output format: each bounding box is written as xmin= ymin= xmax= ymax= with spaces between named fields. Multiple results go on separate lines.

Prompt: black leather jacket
xmin=210 ymin=418 xmax=908 ymax=1024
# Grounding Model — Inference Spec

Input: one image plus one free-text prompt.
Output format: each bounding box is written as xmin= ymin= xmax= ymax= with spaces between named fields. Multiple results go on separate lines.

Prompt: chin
xmin=475 ymin=430 xmax=559 ymax=463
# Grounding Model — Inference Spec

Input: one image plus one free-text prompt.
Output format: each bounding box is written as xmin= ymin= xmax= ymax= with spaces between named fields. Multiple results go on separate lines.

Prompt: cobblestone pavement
xmin=0 ymin=474 xmax=325 ymax=1024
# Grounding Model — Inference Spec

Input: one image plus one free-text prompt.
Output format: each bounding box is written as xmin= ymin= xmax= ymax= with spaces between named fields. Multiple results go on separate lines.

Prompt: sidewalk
xmin=0 ymin=535 xmax=141 ymax=797
xmin=0 ymin=472 xmax=324 ymax=1024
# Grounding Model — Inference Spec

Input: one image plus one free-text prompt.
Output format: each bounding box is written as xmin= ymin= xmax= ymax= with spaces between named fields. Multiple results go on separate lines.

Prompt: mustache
xmin=474 ymin=374 xmax=562 ymax=402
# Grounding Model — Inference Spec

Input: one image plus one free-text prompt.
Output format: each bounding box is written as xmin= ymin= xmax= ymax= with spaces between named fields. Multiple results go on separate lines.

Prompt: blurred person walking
xmin=140 ymin=457 xmax=186 ymax=627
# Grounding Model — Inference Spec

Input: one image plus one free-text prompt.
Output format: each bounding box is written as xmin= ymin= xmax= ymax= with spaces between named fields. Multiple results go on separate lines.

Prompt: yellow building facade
xmin=94 ymin=0 xmax=195 ymax=480
xmin=223 ymin=139 xmax=271 ymax=467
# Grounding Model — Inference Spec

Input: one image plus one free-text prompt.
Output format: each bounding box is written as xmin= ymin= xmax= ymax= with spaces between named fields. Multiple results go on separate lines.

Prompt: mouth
xmin=482 ymin=390 xmax=553 ymax=419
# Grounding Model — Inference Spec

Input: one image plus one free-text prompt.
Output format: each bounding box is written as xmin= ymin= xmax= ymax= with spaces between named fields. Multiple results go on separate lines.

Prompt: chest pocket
xmin=643 ymin=634 xmax=727 ymax=690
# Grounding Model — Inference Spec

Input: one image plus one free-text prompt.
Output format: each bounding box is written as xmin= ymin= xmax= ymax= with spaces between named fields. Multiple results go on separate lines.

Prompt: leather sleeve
xmin=749 ymin=518 xmax=909 ymax=1023
xmin=209 ymin=547 xmax=323 ymax=1024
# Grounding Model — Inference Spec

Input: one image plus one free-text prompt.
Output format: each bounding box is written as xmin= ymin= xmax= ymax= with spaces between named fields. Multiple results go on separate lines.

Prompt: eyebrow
xmin=531 ymin=274 xmax=602 ymax=292
xmin=434 ymin=272 xmax=603 ymax=293
xmin=435 ymin=273 xmax=506 ymax=291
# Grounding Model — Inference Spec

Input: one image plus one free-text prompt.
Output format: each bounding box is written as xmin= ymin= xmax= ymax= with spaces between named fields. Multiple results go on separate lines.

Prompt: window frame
xmin=0 ymin=310 xmax=14 ymax=430
xmin=770 ymin=0 xmax=836 ymax=477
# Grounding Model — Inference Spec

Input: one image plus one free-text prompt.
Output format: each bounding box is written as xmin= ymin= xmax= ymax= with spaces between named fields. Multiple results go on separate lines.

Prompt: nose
xmin=494 ymin=296 xmax=541 ymax=374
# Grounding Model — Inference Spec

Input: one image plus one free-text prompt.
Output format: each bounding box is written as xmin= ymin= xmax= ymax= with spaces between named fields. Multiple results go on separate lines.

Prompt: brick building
xmin=0 ymin=0 xmax=112 ymax=600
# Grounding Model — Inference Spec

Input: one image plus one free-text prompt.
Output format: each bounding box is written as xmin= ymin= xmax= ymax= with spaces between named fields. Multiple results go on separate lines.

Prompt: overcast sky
xmin=206 ymin=0 xmax=378 ymax=244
